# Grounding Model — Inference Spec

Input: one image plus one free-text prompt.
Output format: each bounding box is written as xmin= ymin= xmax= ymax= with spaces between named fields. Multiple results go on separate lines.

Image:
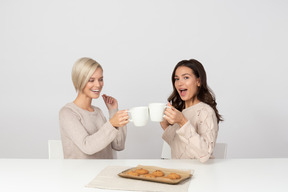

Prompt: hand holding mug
xmin=109 ymin=110 xmax=129 ymax=128
xmin=163 ymin=103 xmax=187 ymax=127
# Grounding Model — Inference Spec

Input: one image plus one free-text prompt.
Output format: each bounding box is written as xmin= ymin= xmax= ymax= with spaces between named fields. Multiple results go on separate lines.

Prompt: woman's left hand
xmin=102 ymin=94 xmax=118 ymax=111
xmin=163 ymin=103 xmax=187 ymax=127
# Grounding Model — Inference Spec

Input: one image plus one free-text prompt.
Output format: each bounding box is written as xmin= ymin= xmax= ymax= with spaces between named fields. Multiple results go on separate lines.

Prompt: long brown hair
xmin=168 ymin=59 xmax=223 ymax=123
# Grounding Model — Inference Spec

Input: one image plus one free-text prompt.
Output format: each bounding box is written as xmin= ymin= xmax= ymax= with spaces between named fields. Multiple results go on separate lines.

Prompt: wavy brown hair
xmin=168 ymin=59 xmax=223 ymax=123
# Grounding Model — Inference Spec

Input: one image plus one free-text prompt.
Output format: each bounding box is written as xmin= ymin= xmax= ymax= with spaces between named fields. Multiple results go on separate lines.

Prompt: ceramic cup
xmin=128 ymin=106 xmax=149 ymax=126
xmin=148 ymin=103 xmax=169 ymax=122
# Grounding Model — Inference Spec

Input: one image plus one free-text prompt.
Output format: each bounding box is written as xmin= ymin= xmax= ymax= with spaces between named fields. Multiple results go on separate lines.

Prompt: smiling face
xmin=174 ymin=66 xmax=200 ymax=107
xmin=81 ymin=67 xmax=103 ymax=99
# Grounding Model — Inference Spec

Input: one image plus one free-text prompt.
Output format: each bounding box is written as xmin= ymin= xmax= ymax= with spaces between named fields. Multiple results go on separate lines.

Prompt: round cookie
xmin=134 ymin=168 xmax=149 ymax=175
xmin=152 ymin=170 xmax=165 ymax=177
xmin=126 ymin=171 xmax=139 ymax=176
xmin=166 ymin=173 xmax=181 ymax=179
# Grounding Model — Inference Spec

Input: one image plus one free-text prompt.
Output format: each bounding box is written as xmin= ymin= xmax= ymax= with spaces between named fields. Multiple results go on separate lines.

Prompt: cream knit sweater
xmin=162 ymin=102 xmax=218 ymax=163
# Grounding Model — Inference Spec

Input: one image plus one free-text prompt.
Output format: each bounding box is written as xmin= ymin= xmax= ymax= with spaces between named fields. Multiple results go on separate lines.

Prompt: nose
xmin=93 ymin=80 xmax=101 ymax=88
xmin=175 ymin=79 xmax=183 ymax=87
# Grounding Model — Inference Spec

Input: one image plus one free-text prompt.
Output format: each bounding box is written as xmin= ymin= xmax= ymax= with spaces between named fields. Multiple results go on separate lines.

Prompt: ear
xmin=197 ymin=78 xmax=201 ymax=87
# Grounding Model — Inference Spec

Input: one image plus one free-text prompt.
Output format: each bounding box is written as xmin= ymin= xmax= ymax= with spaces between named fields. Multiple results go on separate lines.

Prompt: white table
xmin=0 ymin=158 xmax=287 ymax=192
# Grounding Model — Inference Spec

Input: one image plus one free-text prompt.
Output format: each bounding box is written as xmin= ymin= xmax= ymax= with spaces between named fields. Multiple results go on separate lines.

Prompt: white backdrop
xmin=0 ymin=0 xmax=287 ymax=159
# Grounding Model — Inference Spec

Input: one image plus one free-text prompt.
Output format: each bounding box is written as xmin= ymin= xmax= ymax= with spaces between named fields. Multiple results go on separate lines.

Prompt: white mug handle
xmin=127 ymin=110 xmax=133 ymax=122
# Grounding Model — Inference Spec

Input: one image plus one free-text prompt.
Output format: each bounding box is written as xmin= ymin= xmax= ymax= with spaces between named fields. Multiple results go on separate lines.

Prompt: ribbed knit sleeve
xmin=176 ymin=110 xmax=218 ymax=162
xmin=107 ymin=108 xmax=127 ymax=151
xmin=59 ymin=107 xmax=119 ymax=155
xmin=161 ymin=102 xmax=218 ymax=163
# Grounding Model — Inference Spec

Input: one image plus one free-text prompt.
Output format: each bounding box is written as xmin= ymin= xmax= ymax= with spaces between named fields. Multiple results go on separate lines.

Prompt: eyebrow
xmin=90 ymin=76 xmax=103 ymax=79
xmin=174 ymin=73 xmax=192 ymax=77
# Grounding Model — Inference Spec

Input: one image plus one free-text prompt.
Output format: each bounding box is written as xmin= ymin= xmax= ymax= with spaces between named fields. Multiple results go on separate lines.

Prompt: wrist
xmin=109 ymin=120 xmax=119 ymax=129
xmin=178 ymin=117 xmax=187 ymax=127
xmin=160 ymin=121 xmax=169 ymax=130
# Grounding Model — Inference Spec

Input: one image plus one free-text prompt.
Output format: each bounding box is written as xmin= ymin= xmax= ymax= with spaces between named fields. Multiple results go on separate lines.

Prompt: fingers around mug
xmin=121 ymin=119 xmax=130 ymax=126
xmin=167 ymin=102 xmax=173 ymax=108
xmin=164 ymin=109 xmax=173 ymax=118
xmin=120 ymin=115 xmax=129 ymax=122
xmin=165 ymin=105 xmax=174 ymax=113
xmin=163 ymin=105 xmax=171 ymax=115
xmin=120 ymin=109 xmax=129 ymax=116
xmin=162 ymin=114 xmax=167 ymax=121
xmin=163 ymin=114 xmax=173 ymax=125
xmin=165 ymin=105 xmax=172 ymax=110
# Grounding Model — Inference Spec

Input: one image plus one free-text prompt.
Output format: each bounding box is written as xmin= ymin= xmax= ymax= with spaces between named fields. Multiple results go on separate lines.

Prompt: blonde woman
xmin=59 ymin=57 xmax=129 ymax=159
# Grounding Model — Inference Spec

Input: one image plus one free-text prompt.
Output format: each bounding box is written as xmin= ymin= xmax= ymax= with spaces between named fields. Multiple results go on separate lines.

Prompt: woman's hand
xmin=102 ymin=94 xmax=118 ymax=111
xmin=163 ymin=103 xmax=188 ymax=127
xmin=109 ymin=110 xmax=129 ymax=128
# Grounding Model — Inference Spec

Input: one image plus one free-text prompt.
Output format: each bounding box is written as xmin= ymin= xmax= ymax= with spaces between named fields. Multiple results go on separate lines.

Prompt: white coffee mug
xmin=148 ymin=103 xmax=169 ymax=122
xmin=128 ymin=106 xmax=149 ymax=126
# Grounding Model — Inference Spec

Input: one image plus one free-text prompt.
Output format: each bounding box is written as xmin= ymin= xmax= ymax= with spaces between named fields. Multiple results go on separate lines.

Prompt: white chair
xmin=112 ymin=150 xmax=118 ymax=159
xmin=48 ymin=140 xmax=64 ymax=159
xmin=161 ymin=141 xmax=171 ymax=159
xmin=160 ymin=142 xmax=227 ymax=159
xmin=213 ymin=143 xmax=227 ymax=159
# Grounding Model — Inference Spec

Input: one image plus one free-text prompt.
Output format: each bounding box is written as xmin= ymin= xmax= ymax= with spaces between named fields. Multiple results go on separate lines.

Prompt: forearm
xmin=111 ymin=125 xmax=127 ymax=151
xmin=176 ymin=120 xmax=218 ymax=162
xmin=74 ymin=121 xmax=119 ymax=155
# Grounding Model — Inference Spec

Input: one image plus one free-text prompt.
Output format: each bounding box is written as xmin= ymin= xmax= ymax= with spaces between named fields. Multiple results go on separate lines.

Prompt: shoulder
xmin=194 ymin=102 xmax=216 ymax=120
xmin=60 ymin=103 xmax=75 ymax=112
xmin=198 ymin=102 xmax=215 ymax=114
xmin=59 ymin=103 xmax=80 ymax=119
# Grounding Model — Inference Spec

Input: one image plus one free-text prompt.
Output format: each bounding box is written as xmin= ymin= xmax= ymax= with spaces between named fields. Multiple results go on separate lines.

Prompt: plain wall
xmin=0 ymin=0 xmax=287 ymax=159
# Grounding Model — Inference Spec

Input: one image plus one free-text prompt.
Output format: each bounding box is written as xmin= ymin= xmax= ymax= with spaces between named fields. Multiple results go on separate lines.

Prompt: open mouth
xmin=91 ymin=89 xmax=100 ymax=94
xmin=179 ymin=89 xmax=187 ymax=97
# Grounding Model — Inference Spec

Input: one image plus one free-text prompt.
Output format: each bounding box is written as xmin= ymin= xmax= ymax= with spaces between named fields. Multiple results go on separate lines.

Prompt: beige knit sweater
xmin=162 ymin=102 xmax=218 ymax=163
xmin=59 ymin=103 xmax=127 ymax=159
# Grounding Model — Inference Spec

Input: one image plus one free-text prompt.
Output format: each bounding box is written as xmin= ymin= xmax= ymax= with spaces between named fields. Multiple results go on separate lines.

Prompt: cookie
xmin=134 ymin=168 xmax=149 ymax=175
xmin=166 ymin=173 xmax=181 ymax=179
xmin=152 ymin=170 xmax=165 ymax=177
xmin=126 ymin=171 xmax=139 ymax=176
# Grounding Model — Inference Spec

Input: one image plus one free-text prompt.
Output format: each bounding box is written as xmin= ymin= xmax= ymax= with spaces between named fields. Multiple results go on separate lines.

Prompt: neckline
xmin=182 ymin=102 xmax=203 ymax=112
xmin=71 ymin=102 xmax=95 ymax=113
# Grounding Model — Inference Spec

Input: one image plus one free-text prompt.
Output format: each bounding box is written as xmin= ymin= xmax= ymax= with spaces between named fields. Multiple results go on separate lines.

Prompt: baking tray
xmin=118 ymin=165 xmax=192 ymax=185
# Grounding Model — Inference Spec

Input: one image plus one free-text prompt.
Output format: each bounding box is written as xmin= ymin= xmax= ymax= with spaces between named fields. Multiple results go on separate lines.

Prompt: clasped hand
xmin=162 ymin=103 xmax=187 ymax=129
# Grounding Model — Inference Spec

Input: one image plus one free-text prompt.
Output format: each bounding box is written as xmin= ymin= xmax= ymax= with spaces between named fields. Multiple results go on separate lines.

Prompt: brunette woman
xmin=161 ymin=59 xmax=223 ymax=162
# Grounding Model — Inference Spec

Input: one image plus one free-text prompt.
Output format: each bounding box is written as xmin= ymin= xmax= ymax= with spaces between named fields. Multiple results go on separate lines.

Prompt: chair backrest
xmin=48 ymin=140 xmax=64 ymax=159
xmin=161 ymin=141 xmax=171 ymax=159
xmin=161 ymin=142 xmax=227 ymax=159
xmin=213 ymin=143 xmax=227 ymax=159
xmin=112 ymin=150 xmax=118 ymax=159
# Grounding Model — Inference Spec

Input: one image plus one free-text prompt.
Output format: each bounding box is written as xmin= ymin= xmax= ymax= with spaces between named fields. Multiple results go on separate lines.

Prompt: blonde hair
xmin=71 ymin=57 xmax=102 ymax=92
